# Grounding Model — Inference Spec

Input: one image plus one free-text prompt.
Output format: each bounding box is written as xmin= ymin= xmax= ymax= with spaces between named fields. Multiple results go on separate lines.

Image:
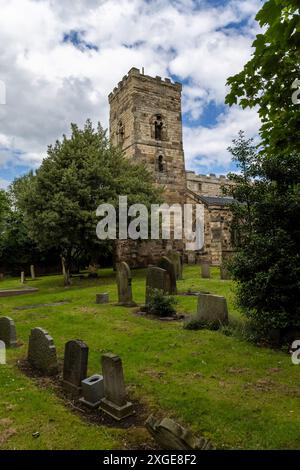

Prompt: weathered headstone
xmin=79 ymin=374 xmax=104 ymax=409
xmin=145 ymin=266 xmax=169 ymax=305
xmin=167 ymin=251 xmax=183 ymax=280
xmin=200 ymin=263 xmax=210 ymax=279
xmin=116 ymin=262 xmax=136 ymax=307
xmin=20 ymin=271 xmax=25 ymax=284
xmin=30 ymin=265 xmax=35 ymax=280
xmin=96 ymin=293 xmax=109 ymax=304
xmin=0 ymin=317 xmax=17 ymax=348
xmin=187 ymin=252 xmax=196 ymax=265
xmin=100 ymin=353 xmax=133 ymax=420
xmin=157 ymin=256 xmax=177 ymax=294
xmin=28 ymin=327 xmax=58 ymax=375
xmin=63 ymin=340 xmax=88 ymax=397
xmin=196 ymin=293 xmax=228 ymax=325
xmin=146 ymin=415 xmax=213 ymax=450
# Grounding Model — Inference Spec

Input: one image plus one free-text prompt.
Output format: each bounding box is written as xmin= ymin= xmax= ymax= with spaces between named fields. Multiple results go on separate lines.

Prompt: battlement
xmin=108 ymin=67 xmax=182 ymax=102
xmin=186 ymin=171 xmax=231 ymax=183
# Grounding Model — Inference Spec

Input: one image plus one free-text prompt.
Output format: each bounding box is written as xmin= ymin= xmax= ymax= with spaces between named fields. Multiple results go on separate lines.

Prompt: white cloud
xmin=0 ymin=0 xmax=263 ymax=179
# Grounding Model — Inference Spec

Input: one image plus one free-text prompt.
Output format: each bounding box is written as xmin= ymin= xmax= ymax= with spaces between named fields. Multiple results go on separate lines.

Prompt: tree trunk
xmin=61 ymin=256 xmax=71 ymax=287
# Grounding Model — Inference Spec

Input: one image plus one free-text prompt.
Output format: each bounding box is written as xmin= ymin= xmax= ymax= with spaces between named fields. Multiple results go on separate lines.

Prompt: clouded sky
xmin=0 ymin=0 xmax=263 ymax=188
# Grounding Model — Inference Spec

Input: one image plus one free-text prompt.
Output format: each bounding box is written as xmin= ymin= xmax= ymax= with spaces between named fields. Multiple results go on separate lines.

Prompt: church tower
xmin=109 ymin=67 xmax=187 ymax=205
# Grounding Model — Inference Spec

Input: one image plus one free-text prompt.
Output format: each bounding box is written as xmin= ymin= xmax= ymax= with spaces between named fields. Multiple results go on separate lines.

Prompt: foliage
xmin=226 ymin=0 xmax=300 ymax=161
xmin=226 ymin=131 xmax=300 ymax=341
xmin=12 ymin=120 xmax=162 ymax=285
xmin=147 ymin=288 xmax=177 ymax=317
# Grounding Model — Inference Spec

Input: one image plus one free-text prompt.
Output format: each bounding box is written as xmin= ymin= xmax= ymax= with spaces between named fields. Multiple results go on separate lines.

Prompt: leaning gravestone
xmin=0 ymin=317 xmax=17 ymax=348
xmin=157 ymin=256 xmax=177 ymax=295
xmin=100 ymin=353 xmax=133 ymax=420
xmin=146 ymin=415 xmax=213 ymax=450
xmin=145 ymin=266 xmax=169 ymax=305
xmin=63 ymin=340 xmax=89 ymax=397
xmin=28 ymin=327 xmax=58 ymax=375
xmin=200 ymin=263 xmax=210 ymax=279
xmin=116 ymin=262 xmax=136 ymax=307
xmin=167 ymin=251 xmax=183 ymax=280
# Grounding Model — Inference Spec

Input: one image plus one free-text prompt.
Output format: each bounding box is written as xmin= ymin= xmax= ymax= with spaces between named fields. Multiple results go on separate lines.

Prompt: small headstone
xmin=158 ymin=256 xmax=177 ymax=294
xmin=30 ymin=265 xmax=35 ymax=280
xmin=20 ymin=271 xmax=25 ymax=284
xmin=187 ymin=252 xmax=196 ymax=265
xmin=79 ymin=374 xmax=104 ymax=409
xmin=220 ymin=265 xmax=231 ymax=280
xmin=167 ymin=251 xmax=183 ymax=280
xmin=96 ymin=293 xmax=109 ymax=304
xmin=100 ymin=353 xmax=134 ymax=420
xmin=0 ymin=317 xmax=17 ymax=348
xmin=28 ymin=327 xmax=58 ymax=375
xmin=63 ymin=340 xmax=89 ymax=397
xmin=116 ymin=262 xmax=136 ymax=307
xmin=145 ymin=266 xmax=169 ymax=305
xmin=146 ymin=415 xmax=213 ymax=450
xmin=200 ymin=263 xmax=210 ymax=279
xmin=196 ymin=293 xmax=228 ymax=325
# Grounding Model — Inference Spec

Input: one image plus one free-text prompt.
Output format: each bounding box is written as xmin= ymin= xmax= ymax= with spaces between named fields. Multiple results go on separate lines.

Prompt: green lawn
xmin=0 ymin=265 xmax=299 ymax=450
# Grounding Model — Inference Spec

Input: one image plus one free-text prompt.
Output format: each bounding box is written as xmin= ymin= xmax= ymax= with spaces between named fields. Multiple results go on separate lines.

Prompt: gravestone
xmin=100 ymin=353 xmax=133 ymax=420
xmin=79 ymin=374 xmax=104 ymax=409
xmin=0 ymin=317 xmax=17 ymax=348
xmin=167 ymin=251 xmax=183 ymax=280
xmin=116 ymin=262 xmax=136 ymax=307
xmin=63 ymin=340 xmax=88 ymax=397
xmin=30 ymin=265 xmax=35 ymax=280
xmin=197 ymin=293 xmax=228 ymax=324
xmin=200 ymin=263 xmax=210 ymax=279
xmin=220 ymin=250 xmax=234 ymax=280
xmin=28 ymin=327 xmax=58 ymax=375
xmin=146 ymin=415 xmax=213 ymax=450
xmin=220 ymin=265 xmax=231 ymax=280
xmin=157 ymin=256 xmax=177 ymax=294
xmin=187 ymin=252 xmax=196 ymax=265
xmin=96 ymin=293 xmax=109 ymax=304
xmin=145 ymin=266 xmax=169 ymax=305
xmin=20 ymin=271 xmax=25 ymax=284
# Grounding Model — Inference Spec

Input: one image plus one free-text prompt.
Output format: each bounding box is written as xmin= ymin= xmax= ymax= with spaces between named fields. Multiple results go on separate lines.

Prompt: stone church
xmin=109 ymin=67 xmax=234 ymax=266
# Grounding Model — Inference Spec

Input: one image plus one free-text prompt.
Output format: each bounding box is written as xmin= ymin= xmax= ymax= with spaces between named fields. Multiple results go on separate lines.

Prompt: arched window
xmin=117 ymin=120 xmax=125 ymax=145
xmin=155 ymin=115 xmax=163 ymax=140
xmin=157 ymin=155 xmax=165 ymax=173
xmin=150 ymin=114 xmax=167 ymax=141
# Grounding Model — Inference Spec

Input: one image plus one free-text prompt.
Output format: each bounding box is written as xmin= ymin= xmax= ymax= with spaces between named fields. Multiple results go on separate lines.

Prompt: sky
xmin=0 ymin=0 xmax=264 ymax=188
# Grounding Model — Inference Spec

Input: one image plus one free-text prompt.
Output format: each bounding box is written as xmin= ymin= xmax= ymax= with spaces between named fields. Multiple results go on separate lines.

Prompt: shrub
xmin=147 ymin=289 xmax=177 ymax=317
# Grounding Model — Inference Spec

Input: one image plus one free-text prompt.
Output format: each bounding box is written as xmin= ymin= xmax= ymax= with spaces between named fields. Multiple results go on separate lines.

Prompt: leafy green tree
xmin=13 ymin=120 xmax=161 ymax=285
xmin=226 ymin=132 xmax=300 ymax=342
xmin=226 ymin=0 xmax=300 ymax=160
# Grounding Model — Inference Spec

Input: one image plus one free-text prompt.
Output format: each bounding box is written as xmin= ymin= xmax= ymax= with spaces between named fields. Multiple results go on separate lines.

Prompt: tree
xmin=13 ymin=120 xmax=162 ymax=285
xmin=226 ymin=132 xmax=300 ymax=343
xmin=226 ymin=0 xmax=300 ymax=160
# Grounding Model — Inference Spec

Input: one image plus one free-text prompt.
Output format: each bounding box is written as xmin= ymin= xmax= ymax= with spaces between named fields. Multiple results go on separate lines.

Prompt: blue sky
xmin=0 ymin=0 xmax=263 ymax=187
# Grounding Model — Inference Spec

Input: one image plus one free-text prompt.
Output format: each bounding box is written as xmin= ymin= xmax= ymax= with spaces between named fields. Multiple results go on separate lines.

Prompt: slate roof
xmin=199 ymin=195 xmax=235 ymax=206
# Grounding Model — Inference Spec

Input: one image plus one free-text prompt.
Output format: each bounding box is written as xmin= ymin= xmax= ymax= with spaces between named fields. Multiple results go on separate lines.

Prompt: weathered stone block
xmin=96 ymin=293 xmax=109 ymax=304
xmin=79 ymin=374 xmax=104 ymax=409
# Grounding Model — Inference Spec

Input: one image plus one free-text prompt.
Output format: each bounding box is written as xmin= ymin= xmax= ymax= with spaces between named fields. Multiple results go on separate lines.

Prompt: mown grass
xmin=0 ymin=265 xmax=299 ymax=450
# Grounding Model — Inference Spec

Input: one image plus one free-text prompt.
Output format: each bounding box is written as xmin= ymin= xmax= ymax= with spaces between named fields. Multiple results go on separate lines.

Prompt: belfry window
xmin=154 ymin=115 xmax=163 ymax=140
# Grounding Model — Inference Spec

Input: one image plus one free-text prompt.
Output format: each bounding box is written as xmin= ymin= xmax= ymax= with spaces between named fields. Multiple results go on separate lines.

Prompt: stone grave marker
xmin=30 ymin=265 xmax=36 ymax=280
xmin=0 ymin=317 xmax=17 ymax=348
xmin=96 ymin=293 xmax=109 ymax=304
xmin=79 ymin=374 xmax=104 ymax=409
xmin=157 ymin=256 xmax=177 ymax=294
xmin=100 ymin=353 xmax=133 ymax=420
xmin=28 ymin=327 xmax=58 ymax=375
xmin=198 ymin=293 xmax=228 ymax=325
xmin=200 ymin=263 xmax=211 ymax=279
xmin=145 ymin=266 xmax=169 ymax=305
xmin=20 ymin=271 xmax=25 ymax=284
xmin=116 ymin=262 xmax=136 ymax=307
xmin=167 ymin=251 xmax=183 ymax=280
xmin=63 ymin=339 xmax=88 ymax=397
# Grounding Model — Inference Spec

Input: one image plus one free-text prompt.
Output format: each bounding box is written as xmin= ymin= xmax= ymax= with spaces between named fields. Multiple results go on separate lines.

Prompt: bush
xmin=147 ymin=289 xmax=177 ymax=317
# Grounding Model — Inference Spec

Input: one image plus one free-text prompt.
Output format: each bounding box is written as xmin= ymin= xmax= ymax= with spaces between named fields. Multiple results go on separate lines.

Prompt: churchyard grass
xmin=0 ymin=266 xmax=299 ymax=449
